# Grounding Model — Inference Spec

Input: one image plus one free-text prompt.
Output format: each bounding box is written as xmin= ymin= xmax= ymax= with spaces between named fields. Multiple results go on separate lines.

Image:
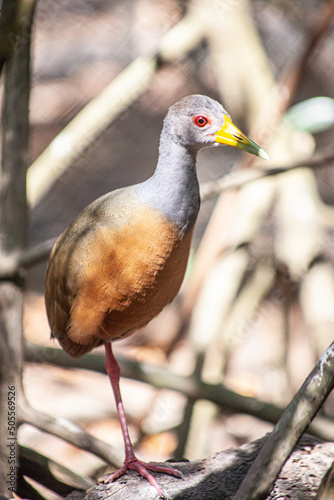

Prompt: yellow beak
xmin=215 ymin=116 xmax=269 ymax=160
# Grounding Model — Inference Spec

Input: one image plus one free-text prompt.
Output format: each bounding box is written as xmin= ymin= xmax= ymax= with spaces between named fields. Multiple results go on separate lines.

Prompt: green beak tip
xmin=258 ymin=148 xmax=270 ymax=161
xmin=239 ymin=139 xmax=270 ymax=161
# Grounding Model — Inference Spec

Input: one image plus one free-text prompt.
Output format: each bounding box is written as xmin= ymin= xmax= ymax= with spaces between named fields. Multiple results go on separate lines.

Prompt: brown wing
xmin=45 ymin=201 xmax=192 ymax=358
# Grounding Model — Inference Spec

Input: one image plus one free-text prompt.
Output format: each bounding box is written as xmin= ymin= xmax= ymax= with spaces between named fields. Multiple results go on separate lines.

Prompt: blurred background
xmin=15 ymin=0 xmax=334 ymax=497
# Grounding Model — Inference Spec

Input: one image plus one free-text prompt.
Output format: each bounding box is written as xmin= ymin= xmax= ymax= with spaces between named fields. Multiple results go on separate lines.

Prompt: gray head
xmin=162 ymin=94 xmax=269 ymax=159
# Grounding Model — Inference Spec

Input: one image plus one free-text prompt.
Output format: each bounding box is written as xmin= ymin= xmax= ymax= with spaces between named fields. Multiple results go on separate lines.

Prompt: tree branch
xmin=24 ymin=342 xmax=334 ymax=442
xmin=234 ymin=341 xmax=334 ymax=500
xmin=65 ymin=436 xmax=334 ymax=500
xmin=0 ymin=0 xmax=36 ymax=494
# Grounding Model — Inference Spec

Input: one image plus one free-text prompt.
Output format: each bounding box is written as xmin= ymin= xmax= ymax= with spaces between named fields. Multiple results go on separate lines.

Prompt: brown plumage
xmin=46 ymin=203 xmax=192 ymax=357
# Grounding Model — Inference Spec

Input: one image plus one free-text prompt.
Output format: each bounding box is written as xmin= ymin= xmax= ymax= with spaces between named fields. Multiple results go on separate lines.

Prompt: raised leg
xmin=101 ymin=342 xmax=181 ymax=498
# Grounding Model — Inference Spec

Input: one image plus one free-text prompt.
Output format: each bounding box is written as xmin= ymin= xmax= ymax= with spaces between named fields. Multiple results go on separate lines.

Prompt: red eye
xmin=193 ymin=115 xmax=209 ymax=127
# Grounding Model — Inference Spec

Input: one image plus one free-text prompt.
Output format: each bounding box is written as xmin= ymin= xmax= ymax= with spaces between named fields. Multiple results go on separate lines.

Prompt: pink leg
xmin=101 ymin=342 xmax=181 ymax=498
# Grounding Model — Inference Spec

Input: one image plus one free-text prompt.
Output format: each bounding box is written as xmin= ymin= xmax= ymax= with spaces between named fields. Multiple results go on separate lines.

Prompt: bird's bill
xmin=215 ymin=116 xmax=269 ymax=160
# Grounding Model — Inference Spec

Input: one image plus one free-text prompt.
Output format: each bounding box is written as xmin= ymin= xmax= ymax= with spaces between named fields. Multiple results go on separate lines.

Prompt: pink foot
xmin=99 ymin=457 xmax=182 ymax=499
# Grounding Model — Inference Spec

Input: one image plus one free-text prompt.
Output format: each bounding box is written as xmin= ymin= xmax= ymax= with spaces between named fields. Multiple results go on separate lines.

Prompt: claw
xmin=99 ymin=457 xmax=181 ymax=499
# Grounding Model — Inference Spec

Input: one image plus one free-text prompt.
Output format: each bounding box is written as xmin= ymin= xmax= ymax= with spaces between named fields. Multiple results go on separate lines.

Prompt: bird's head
xmin=164 ymin=94 xmax=269 ymax=160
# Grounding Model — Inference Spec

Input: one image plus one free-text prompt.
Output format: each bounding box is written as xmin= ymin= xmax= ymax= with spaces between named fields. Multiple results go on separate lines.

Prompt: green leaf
xmin=285 ymin=97 xmax=334 ymax=133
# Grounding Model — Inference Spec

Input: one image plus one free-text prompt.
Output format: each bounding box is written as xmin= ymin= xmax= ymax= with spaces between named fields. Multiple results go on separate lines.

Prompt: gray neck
xmin=137 ymin=128 xmax=200 ymax=233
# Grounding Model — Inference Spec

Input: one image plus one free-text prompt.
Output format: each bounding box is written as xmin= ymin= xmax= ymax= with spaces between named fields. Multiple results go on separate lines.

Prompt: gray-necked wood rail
xmin=45 ymin=94 xmax=268 ymax=498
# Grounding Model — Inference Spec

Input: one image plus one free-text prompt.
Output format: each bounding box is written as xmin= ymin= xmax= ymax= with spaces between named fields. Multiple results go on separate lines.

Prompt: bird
xmin=45 ymin=94 xmax=268 ymax=498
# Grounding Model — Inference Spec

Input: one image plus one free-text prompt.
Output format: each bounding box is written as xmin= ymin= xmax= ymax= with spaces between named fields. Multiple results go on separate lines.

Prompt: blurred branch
xmin=183 ymin=255 xmax=275 ymax=459
xmin=181 ymin=0 xmax=334 ymax=324
xmin=0 ymin=0 xmax=29 ymax=74
xmin=0 ymin=1 xmax=19 ymax=69
xmin=180 ymin=249 xmax=250 ymax=459
xmin=280 ymin=0 xmax=334 ymax=112
xmin=18 ymin=445 xmax=93 ymax=498
xmin=204 ymin=0 xmax=275 ymax=124
xmin=275 ymin=166 xmax=323 ymax=278
xmin=24 ymin=342 xmax=334 ymax=442
xmin=219 ymin=258 xmax=275 ymax=367
xmin=0 ymin=0 xmax=36 ymax=494
xmin=201 ymin=147 xmax=334 ymax=201
xmin=30 ymin=0 xmax=333 ymax=208
xmin=186 ymin=256 xmax=275 ymax=459
xmin=252 ymin=0 xmax=334 ymax=150
xmin=1 ymin=147 xmax=333 ymax=280
xmin=24 ymin=341 xmax=281 ymax=422
xmin=27 ymin=57 xmax=158 ymax=207
xmin=18 ymin=396 xmax=123 ymax=469
xmin=180 ymin=0 xmax=279 ymax=318
xmin=0 ymin=237 xmax=56 ymax=279
xmin=316 ymin=460 xmax=334 ymax=500
xmin=300 ymin=262 xmax=334 ymax=358
xmin=234 ymin=341 xmax=334 ymax=500
xmin=27 ymin=9 xmax=207 ymax=208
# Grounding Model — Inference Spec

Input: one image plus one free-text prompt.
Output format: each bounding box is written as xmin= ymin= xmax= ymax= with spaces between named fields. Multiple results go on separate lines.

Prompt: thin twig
xmin=200 ymin=148 xmax=334 ymax=201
